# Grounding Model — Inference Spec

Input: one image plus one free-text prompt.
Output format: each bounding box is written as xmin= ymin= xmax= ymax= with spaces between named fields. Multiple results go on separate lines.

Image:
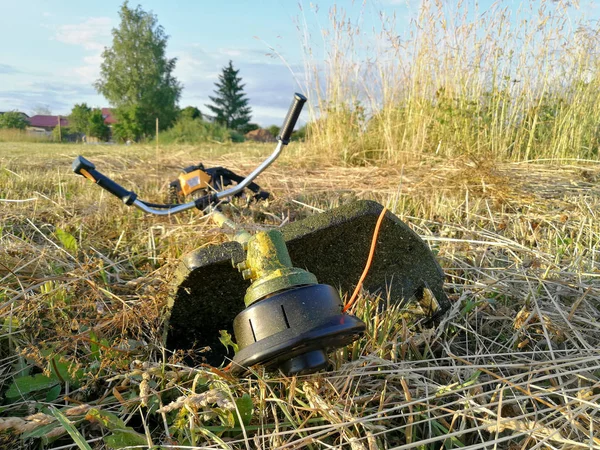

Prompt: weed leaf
xmin=85 ymin=408 xmax=147 ymax=449
xmin=103 ymin=430 xmax=148 ymax=449
xmin=45 ymin=384 xmax=62 ymax=402
xmin=49 ymin=407 xmax=93 ymax=450
xmin=55 ymin=228 xmax=78 ymax=253
xmin=234 ymin=393 xmax=253 ymax=426
xmin=5 ymin=373 xmax=60 ymax=401
xmin=219 ymin=329 xmax=239 ymax=353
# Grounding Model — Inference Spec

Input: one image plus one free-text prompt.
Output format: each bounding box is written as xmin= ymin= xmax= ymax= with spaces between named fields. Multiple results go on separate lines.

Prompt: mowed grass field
xmin=1 ymin=141 xmax=599 ymax=449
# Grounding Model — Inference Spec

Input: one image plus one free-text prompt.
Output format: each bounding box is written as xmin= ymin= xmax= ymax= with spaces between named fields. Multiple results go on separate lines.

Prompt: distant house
xmin=101 ymin=108 xmax=117 ymax=125
xmin=28 ymin=115 xmax=69 ymax=131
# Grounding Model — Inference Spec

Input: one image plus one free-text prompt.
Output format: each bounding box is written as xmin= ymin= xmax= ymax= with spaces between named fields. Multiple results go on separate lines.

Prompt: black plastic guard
xmin=165 ymin=200 xmax=450 ymax=365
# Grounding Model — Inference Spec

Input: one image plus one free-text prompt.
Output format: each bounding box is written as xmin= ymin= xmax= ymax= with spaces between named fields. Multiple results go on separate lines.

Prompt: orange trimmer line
xmin=342 ymin=206 xmax=388 ymax=313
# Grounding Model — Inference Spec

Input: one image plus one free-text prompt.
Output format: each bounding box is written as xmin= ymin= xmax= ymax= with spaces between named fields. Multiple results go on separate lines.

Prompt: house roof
xmin=101 ymin=108 xmax=117 ymax=124
xmin=28 ymin=115 xmax=69 ymax=128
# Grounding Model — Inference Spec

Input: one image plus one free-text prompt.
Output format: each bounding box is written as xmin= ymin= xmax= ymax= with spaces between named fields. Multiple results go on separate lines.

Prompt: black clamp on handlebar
xmin=193 ymin=193 xmax=219 ymax=210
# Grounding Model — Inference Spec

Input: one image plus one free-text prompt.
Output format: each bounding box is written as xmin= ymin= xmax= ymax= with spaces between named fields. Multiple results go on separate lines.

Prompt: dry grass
xmin=0 ymin=142 xmax=599 ymax=449
xmin=2 ymin=2 xmax=599 ymax=447
xmin=300 ymin=0 xmax=600 ymax=165
xmin=0 ymin=129 xmax=52 ymax=143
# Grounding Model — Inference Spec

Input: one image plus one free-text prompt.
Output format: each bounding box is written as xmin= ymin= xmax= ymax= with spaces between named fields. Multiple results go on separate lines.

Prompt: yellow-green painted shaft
xmin=209 ymin=211 xmax=318 ymax=306
xmin=243 ymin=230 xmax=317 ymax=306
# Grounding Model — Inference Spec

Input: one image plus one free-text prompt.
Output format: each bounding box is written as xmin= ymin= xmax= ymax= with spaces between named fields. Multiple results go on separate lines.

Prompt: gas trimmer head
xmin=72 ymin=93 xmax=450 ymax=376
xmin=168 ymin=200 xmax=450 ymax=375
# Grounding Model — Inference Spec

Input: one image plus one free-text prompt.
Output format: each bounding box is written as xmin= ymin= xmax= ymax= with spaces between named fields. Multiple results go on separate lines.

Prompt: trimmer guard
xmin=166 ymin=200 xmax=450 ymax=365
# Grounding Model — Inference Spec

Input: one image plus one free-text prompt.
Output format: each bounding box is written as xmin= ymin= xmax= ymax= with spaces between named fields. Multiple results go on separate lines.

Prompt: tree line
xmin=92 ymin=2 xmax=258 ymax=142
xmin=1 ymin=2 xmax=300 ymax=143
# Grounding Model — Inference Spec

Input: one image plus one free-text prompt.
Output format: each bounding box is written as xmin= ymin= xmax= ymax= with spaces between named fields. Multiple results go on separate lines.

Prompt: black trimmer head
xmin=232 ymin=284 xmax=365 ymax=376
xmin=166 ymin=200 xmax=450 ymax=374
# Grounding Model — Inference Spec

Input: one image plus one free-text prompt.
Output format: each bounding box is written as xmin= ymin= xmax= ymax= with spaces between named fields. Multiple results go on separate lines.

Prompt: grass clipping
xmin=0 ymin=144 xmax=599 ymax=449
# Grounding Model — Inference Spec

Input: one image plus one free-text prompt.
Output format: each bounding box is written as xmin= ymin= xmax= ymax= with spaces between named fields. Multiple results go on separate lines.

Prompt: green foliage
xmin=51 ymin=125 xmax=62 ymax=142
xmin=5 ymin=352 xmax=83 ymax=402
xmin=0 ymin=111 xmax=28 ymax=130
xmin=5 ymin=373 xmax=60 ymax=401
xmin=159 ymin=116 xmax=230 ymax=144
xmin=218 ymin=329 xmax=238 ymax=353
xmin=68 ymin=103 xmax=92 ymax=134
xmin=267 ymin=125 xmax=280 ymax=138
xmin=292 ymin=124 xmax=307 ymax=141
xmin=88 ymin=109 xmax=111 ymax=141
xmin=68 ymin=104 xmax=110 ymax=141
xmin=234 ymin=394 xmax=253 ymax=427
xmin=206 ymin=60 xmax=252 ymax=130
xmin=240 ymin=122 xmax=259 ymax=134
xmin=111 ymin=105 xmax=144 ymax=142
xmin=54 ymin=228 xmax=78 ymax=253
xmin=51 ymin=125 xmax=76 ymax=143
xmin=179 ymin=106 xmax=202 ymax=121
xmin=49 ymin=408 xmax=93 ymax=450
xmin=228 ymin=130 xmax=245 ymax=143
xmin=86 ymin=409 xmax=147 ymax=448
xmin=95 ymin=1 xmax=182 ymax=140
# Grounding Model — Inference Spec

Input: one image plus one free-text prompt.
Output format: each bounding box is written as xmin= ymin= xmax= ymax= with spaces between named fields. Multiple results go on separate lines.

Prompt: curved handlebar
xmin=72 ymin=142 xmax=282 ymax=216
xmin=73 ymin=92 xmax=306 ymax=215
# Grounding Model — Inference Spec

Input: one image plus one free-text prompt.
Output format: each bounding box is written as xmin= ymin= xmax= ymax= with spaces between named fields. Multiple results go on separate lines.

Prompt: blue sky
xmin=0 ymin=0 xmax=597 ymax=126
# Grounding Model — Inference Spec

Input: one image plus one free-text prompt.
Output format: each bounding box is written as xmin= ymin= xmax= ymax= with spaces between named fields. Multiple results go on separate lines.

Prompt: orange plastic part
xmin=178 ymin=169 xmax=211 ymax=196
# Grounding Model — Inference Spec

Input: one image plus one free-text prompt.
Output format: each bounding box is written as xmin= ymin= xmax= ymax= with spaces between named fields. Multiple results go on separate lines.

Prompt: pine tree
xmin=207 ymin=61 xmax=252 ymax=130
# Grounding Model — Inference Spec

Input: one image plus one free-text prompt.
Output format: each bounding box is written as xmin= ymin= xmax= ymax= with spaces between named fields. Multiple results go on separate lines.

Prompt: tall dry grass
xmin=301 ymin=0 xmax=600 ymax=164
xmin=0 ymin=129 xmax=52 ymax=143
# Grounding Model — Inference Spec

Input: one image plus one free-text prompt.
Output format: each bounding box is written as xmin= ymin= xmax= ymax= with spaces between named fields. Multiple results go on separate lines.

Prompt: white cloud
xmin=0 ymin=77 xmax=100 ymax=115
xmin=0 ymin=63 xmax=19 ymax=74
xmin=219 ymin=48 xmax=242 ymax=57
xmin=381 ymin=0 xmax=415 ymax=5
xmin=55 ymin=17 xmax=112 ymax=51
xmin=72 ymin=54 xmax=103 ymax=84
xmin=51 ymin=17 xmax=113 ymax=90
xmin=251 ymin=105 xmax=297 ymax=126
xmin=175 ymin=50 xmax=219 ymax=83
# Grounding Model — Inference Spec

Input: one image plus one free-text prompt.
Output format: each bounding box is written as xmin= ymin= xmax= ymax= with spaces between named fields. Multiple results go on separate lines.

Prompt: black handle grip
xmin=72 ymin=156 xmax=137 ymax=205
xmin=278 ymin=93 xmax=307 ymax=144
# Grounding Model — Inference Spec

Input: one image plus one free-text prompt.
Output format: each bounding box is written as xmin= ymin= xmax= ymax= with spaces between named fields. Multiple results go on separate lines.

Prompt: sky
xmin=0 ymin=0 xmax=598 ymax=126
